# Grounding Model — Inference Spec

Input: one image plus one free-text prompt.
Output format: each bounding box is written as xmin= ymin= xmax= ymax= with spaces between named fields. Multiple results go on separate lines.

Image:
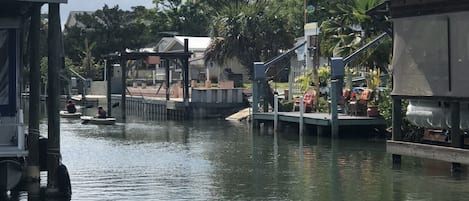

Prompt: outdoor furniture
xmin=294 ymin=91 xmax=316 ymax=112
xmin=356 ymin=89 xmax=372 ymax=116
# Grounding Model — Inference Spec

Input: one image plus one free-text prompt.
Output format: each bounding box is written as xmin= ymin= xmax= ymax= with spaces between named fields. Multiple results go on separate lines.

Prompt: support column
xmin=106 ymin=60 xmax=112 ymax=116
xmin=165 ymin=59 xmax=170 ymax=100
xmin=451 ymin=102 xmax=462 ymax=172
xmin=183 ymin=39 xmax=189 ymax=106
xmin=391 ymin=97 xmax=402 ymax=165
xmin=330 ymin=79 xmax=339 ymax=138
xmin=274 ymin=95 xmax=278 ymax=132
xmin=27 ymin=4 xmax=41 ymax=196
xmin=47 ymin=3 xmax=62 ymax=191
xmin=299 ymin=97 xmax=304 ymax=136
xmin=120 ymin=58 xmax=127 ymax=121
xmin=252 ymin=62 xmax=265 ymax=129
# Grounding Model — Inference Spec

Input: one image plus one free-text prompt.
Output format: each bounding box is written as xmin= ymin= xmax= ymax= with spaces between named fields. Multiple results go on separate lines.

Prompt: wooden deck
xmin=253 ymin=112 xmax=386 ymax=127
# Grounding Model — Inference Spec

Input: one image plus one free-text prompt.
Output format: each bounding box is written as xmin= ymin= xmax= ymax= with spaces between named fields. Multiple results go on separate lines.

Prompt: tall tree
xmin=150 ymin=0 xmax=211 ymax=36
xmin=63 ymin=5 xmax=154 ymax=64
xmin=204 ymin=1 xmax=295 ymax=79
xmin=319 ymin=0 xmax=390 ymax=69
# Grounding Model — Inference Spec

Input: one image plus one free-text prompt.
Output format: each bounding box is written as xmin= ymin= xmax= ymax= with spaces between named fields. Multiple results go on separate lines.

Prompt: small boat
xmin=59 ymin=110 xmax=82 ymax=118
xmin=80 ymin=116 xmax=116 ymax=125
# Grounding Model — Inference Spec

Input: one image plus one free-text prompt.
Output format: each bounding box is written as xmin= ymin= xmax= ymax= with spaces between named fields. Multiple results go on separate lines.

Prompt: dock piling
xmin=274 ymin=95 xmax=278 ymax=132
xmin=330 ymin=79 xmax=339 ymax=138
xmin=299 ymin=97 xmax=304 ymax=136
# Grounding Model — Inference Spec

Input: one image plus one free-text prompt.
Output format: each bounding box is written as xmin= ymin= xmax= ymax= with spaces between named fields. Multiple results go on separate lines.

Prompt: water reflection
xmin=9 ymin=109 xmax=469 ymax=200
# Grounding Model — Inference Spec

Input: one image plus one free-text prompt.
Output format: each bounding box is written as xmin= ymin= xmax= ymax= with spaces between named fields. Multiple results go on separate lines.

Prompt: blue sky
xmin=43 ymin=0 xmax=155 ymax=26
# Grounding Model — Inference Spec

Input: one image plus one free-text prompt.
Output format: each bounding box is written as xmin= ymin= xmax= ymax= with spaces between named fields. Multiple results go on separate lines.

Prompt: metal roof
xmin=12 ymin=0 xmax=67 ymax=3
xmin=390 ymin=0 xmax=469 ymax=18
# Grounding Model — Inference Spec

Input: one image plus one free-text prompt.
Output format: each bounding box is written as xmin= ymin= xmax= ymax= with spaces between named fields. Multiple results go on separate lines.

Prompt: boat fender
xmin=56 ymin=163 xmax=72 ymax=199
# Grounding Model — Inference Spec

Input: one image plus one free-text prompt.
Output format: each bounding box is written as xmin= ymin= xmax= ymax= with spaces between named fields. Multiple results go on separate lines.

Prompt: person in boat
xmin=66 ymin=100 xmax=77 ymax=113
xmin=96 ymin=106 xmax=107 ymax=118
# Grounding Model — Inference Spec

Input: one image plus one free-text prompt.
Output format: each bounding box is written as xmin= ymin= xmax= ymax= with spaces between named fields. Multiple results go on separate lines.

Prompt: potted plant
xmin=366 ymin=68 xmax=381 ymax=117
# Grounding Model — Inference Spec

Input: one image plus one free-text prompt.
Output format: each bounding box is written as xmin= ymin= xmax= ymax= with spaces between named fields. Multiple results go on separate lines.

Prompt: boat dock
xmin=252 ymin=111 xmax=386 ymax=136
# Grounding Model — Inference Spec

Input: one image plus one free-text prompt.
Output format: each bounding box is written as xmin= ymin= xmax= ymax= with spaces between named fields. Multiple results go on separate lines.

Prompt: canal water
xmin=9 ymin=108 xmax=469 ymax=200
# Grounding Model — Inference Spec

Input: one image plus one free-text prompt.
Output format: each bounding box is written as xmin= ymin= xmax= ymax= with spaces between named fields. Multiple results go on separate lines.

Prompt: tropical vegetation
xmin=48 ymin=0 xmax=391 ymax=85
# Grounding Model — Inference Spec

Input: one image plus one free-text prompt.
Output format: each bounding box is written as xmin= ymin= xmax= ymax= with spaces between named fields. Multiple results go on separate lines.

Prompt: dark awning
xmin=390 ymin=0 xmax=469 ymax=18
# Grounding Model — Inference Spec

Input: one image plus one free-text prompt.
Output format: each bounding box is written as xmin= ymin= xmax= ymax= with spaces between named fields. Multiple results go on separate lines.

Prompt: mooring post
xmin=299 ymin=97 xmax=304 ymax=136
xmin=165 ymin=59 xmax=170 ymax=101
xmin=120 ymin=57 xmax=127 ymax=121
xmin=252 ymin=62 xmax=265 ymax=129
xmin=330 ymin=79 xmax=339 ymax=138
xmin=274 ymin=95 xmax=278 ymax=132
xmin=106 ymin=60 xmax=112 ymax=116
xmin=183 ymin=39 xmax=190 ymax=107
xmin=298 ymin=96 xmax=305 ymax=161
xmin=330 ymin=58 xmax=345 ymax=138
xmin=391 ymin=97 xmax=402 ymax=166
xmin=451 ymin=102 xmax=462 ymax=172
xmin=47 ymin=3 xmax=62 ymax=192
xmin=27 ymin=4 xmax=41 ymax=196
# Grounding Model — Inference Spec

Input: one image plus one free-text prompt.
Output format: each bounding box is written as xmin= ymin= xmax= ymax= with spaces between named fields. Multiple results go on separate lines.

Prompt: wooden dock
xmin=252 ymin=112 xmax=386 ymax=136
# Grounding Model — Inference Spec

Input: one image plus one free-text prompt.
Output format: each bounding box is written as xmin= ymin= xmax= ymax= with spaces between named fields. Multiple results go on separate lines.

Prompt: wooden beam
xmin=46 ymin=2 xmax=61 ymax=190
xmin=387 ymin=140 xmax=469 ymax=164
xmin=164 ymin=59 xmax=170 ymax=101
xmin=120 ymin=58 xmax=127 ymax=121
xmin=390 ymin=0 xmax=469 ymax=18
xmin=27 ymin=3 xmax=41 ymax=194
xmin=451 ymin=102 xmax=462 ymax=148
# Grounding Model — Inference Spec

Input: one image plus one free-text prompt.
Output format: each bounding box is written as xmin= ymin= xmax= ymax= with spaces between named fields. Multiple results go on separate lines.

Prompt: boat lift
xmin=0 ymin=0 xmax=71 ymax=198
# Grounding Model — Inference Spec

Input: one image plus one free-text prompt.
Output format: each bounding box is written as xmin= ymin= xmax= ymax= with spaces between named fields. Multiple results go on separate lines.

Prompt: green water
xmin=8 ymin=109 xmax=469 ymax=201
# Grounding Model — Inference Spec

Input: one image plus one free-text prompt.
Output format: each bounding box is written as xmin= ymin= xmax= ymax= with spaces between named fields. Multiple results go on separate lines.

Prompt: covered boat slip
xmin=388 ymin=0 xmax=469 ymax=168
xmin=0 ymin=7 xmax=25 ymax=158
xmin=0 ymin=0 xmax=70 ymax=194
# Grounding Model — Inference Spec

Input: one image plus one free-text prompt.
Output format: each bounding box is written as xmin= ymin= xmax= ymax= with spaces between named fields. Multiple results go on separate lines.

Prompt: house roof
xmin=13 ymin=0 xmax=67 ymax=2
xmin=64 ymin=11 xmax=93 ymax=28
xmin=174 ymin=36 xmax=211 ymax=51
xmin=155 ymin=36 xmax=212 ymax=52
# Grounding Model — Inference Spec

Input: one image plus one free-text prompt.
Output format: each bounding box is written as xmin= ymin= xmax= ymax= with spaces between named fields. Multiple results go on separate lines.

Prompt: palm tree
xmin=320 ymin=0 xmax=390 ymax=69
xmin=204 ymin=1 xmax=295 ymax=80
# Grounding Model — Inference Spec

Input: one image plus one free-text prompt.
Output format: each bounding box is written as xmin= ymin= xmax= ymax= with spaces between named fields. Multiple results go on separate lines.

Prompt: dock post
xmin=252 ymin=62 xmax=265 ymax=129
xmin=299 ymin=97 xmax=304 ymax=136
xmin=27 ymin=4 xmax=42 ymax=196
xmin=274 ymin=95 xmax=278 ymax=132
xmin=165 ymin=59 xmax=170 ymax=101
xmin=451 ymin=102 xmax=462 ymax=172
xmin=392 ymin=97 xmax=402 ymax=166
xmin=106 ymin=59 xmax=112 ymax=116
xmin=47 ymin=3 xmax=62 ymax=192
xmin=120 ymin=57 xmax=127 ymax=121
xmin=330 ymin=79 xmax=339 ymax=138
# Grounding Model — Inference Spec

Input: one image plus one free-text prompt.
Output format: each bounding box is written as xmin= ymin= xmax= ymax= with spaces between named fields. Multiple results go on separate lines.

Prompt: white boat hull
xmin=80 ymin=116 xmax=116 ymax=125
xmin=60 ymin=111 xmax=82 ymax=118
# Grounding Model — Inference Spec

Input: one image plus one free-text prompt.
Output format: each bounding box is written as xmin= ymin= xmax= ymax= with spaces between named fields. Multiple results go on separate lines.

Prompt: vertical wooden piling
xmin=106 ymin=60 xmax=112 ymax=116
xmin=299 ymin=97 xmax=304 ymax=136
xmin=274 ymin=95 xmax=278 ymax=132
xmin=330 ymin=80 xmax=339 ymax=138
xmin=451 ymin=102 xmax=462 ymax=172
xmin=391 ymin=97 xmax=402 ymax=165
xmin=27 ymin=4 xmax=41 ymax=193
xmin=165 ymin=60 xmax=170 ymax=101
xmin=47 ymin=3 xmax=62 ymax=191
xmin=183 ymin=39 xmax=189 ymax=107
xmin=120 ymin=58 xmax=127 ymax=121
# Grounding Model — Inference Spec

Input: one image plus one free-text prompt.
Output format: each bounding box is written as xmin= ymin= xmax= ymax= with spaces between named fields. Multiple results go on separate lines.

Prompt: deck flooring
xmin=253 ymin=112 xmax=386 ymax=126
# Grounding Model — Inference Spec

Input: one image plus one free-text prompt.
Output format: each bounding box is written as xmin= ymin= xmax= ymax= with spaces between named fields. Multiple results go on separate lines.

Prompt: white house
xmin=154 ymin=36 xmax=246 ymax=84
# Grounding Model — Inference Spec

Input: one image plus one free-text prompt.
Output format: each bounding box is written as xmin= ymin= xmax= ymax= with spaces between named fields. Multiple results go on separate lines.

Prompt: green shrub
xmin=279 ymin=100 xmax=295 ymax=112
